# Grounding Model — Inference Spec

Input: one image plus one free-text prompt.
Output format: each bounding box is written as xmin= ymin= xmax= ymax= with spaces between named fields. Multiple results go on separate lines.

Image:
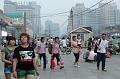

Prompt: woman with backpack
xmin=1 ymin=36 xmax=16 ymax=79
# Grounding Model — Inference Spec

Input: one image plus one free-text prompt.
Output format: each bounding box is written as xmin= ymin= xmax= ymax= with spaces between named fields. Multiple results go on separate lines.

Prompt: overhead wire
xmin=80 ymin=0 xmax=114 ymax=16
xmin=73 ymin=0 xmax=105 ymax=16
xmin=59 ymin=0 xmax=114 ymax=28
xmin=29 ymin=0 xmax=105 ymax=18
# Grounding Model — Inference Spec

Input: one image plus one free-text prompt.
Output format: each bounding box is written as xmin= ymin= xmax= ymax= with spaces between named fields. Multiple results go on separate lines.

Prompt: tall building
xmin=68 ymin=3 xmax=100 ymax=34
xmin=31 ymin=2 xmax=41 ymax=36
xmin=16 ymin=1 xmax=41 ymax=36
xmin=68 ymin=3 xmax=86 ymax=33
xmin=45 ymin=20 xmax=60 ymax=37
xmin=68 ymin=2 xmax=120 ymax=35
xmin=4 ymin=0 xmax=17 ymax=13
xmin=4 ymin=0 xmax=25 ymax=37
xmin=99 ymin=2 xmax=120 ymax=30
xmin=85 ymin=9 xmax=101 ymax=35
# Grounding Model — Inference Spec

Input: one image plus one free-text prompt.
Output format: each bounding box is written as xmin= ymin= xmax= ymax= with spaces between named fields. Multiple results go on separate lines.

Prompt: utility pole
xmin=24 ymin=12 xmax=26 ymax=32
xmin=70 ymin=9 xmax=73 ymax=30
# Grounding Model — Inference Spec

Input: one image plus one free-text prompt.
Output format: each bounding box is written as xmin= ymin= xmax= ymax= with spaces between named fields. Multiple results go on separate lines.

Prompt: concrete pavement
xmin=38 ymin=54 xmax=120 ymax=79
xmin=0 ymin=49 xmax=120 ymax=79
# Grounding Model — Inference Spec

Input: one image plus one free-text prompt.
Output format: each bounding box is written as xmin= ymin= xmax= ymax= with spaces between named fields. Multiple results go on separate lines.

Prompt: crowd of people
xmin=0 ymin=32 xmax=119 ymax=79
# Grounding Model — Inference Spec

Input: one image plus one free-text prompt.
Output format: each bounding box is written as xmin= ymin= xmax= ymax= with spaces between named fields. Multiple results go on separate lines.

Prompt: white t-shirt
xmin=61 ymin=39 xmax=67 ymax=47
xmin=77 ymin=39 xmax=81 ymax=44
xmin=97 ymin=39 xmax=108 ymax=53
xmin=48 ymin=39 xmax=53 ymax=44
xmin=37 ymin=41 xmax=41 ymax=46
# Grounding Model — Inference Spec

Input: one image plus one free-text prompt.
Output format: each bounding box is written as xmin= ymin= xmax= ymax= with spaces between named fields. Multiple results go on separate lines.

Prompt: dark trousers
xmin=97 ymin=53 xmax=106 ymax=70
xmin=52 ymin=53 xmax=60 ymax=63
xmin=74 ymin=53 xmax=79 ymax=62
xmin=39 ymin=53 xmax=46 ymax=69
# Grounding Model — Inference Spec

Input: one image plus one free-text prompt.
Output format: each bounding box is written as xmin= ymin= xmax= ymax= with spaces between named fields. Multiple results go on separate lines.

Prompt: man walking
xmin=97 ymin=33 xmax=108 ymax=72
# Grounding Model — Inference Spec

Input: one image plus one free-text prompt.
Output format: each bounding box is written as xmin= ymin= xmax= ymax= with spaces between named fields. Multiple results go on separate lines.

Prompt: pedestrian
xmin=66 ymin=37 xmax=70 ymax=47
xmin=96 ymin=33 xmax=108 ymax=72
xmin=37 ymin=37 xmax=47 ymax=70
xmin=71 ymin=36 xmax=81 ymax=67
xmin=48 ymin=37 xmax=53 ymax=54
xmin=1 ymin=36 xmax=16 ymax=79
xmin=88 ymin=37 xmax=93 ymax=48
xmin=13 ymin=33 xmax=40 ymax=79
xmin=61 ymin=37 xmax=67 ymax=55
xmin=77 ymin=34 xmax=82 ymax=47
xmin=52 ymin=37 xmax=64 ymax=69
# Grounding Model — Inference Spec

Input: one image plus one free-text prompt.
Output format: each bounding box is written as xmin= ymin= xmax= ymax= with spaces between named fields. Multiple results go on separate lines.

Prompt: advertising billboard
xmin=4 ymin=11 xmax=24 ymax=27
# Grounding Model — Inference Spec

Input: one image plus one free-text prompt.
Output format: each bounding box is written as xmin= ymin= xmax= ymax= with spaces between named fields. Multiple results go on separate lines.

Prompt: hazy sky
xmin=1 ymin=0 xmax=120 ymax=24
xmin=0 ymin=0 xmax=120 ymax=34
xmin=10 ymin=0 xmax=120 ymax=23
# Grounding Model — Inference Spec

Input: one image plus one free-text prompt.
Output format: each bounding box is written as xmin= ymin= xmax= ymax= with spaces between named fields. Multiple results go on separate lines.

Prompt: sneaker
xmin=74 ymin=64 xmax=77 ymax=67
xmin=60 ymin=66 xmax=64 ymax=69
xmin=77 ymin=65 xmax=80 ymax=68
xmin=102 ymin=69 xmax=107 ymax=72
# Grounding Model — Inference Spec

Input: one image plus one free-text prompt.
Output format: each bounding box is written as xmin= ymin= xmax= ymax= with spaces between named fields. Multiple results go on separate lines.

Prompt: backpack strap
xmin=98 ymin=39 xmax=101 ymax=46
xmin=6 ymin=47 xmax=13 ymax=62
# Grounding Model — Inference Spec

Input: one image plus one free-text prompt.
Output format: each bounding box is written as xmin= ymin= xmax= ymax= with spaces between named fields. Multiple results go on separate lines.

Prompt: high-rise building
xmin=85 ymin=9 xmax=101 ymax=35
xmin=68 ymin=2 xmax=120 ymax=35
xmin=31 ymin=2 xmax=41 ymax=36
xmin=68 ymin=3 xmax=86 ymax=33
xmin=99 ymin=2 xmax=120 ymax=30
xmin=16 ymin=1 xmax=41 ymax=36
xmin=45 ymin=20 xmax=60 ymax=37
xmin=4 ymin=0 xmax=17 ymax=13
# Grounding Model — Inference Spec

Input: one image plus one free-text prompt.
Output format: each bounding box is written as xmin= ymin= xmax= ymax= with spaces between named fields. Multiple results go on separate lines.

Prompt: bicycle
xmin=60 ymin=46 xmax=72 ymax=55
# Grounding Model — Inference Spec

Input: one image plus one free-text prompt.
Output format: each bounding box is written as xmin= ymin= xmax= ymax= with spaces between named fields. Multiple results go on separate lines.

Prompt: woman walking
xmin=37 ymin=37 xmax=47 ymax=70
xmin=1 ymin=36 xmax=16 ymax=79
xmin=51 ymin=37 xmax=64 ymax=69
xmin=13 ymin=33 xmax=39 ymax=79
xmin=71 ymin=36 xmax=81 ymax=67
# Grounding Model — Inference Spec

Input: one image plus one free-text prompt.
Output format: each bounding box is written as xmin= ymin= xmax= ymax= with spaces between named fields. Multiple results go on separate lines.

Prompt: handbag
xmin=106 ymin=52 xmax=111 ymax=58
xmin=50 ymin=56 xmax=56 ymax=69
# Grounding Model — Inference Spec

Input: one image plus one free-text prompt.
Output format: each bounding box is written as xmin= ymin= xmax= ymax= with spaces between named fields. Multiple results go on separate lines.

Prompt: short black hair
xmin=6 ymin=36 xmax=16 ymax=45
xmin=102 ymin=33 xmax=106 ymax=36
xmin=62 ymin=37 xmax=65 ymax=39
xmin=6 ymin=36 xmax=16 ymax=41
xmin=41 ymin=37 xmax=45 ymax=41
xmin=72 ymin=36 xmax=76 ymax=40
xmin=55 ymin=37 xmax=59 ymax=40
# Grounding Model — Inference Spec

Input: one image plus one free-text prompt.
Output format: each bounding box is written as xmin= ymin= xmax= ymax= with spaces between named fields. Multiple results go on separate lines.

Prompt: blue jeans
xmin=4 ymin=65 xmax=12 ymax=74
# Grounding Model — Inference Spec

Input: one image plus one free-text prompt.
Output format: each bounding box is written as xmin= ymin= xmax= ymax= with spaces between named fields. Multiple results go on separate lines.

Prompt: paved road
xmin=0 ymin=49 xmax=120 ymax=79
